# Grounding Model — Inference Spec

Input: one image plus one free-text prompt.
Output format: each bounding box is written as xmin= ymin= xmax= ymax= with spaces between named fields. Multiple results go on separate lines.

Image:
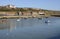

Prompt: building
xmin=38 ymin=12 xmax=45 ymax=18
xmin=38 ymin=12 xmax=45 ymax=15
xmin=5 ymin=5 xmax=16 ymax=8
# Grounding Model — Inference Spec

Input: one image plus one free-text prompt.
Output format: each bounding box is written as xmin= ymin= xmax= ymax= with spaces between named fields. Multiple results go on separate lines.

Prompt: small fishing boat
xmin=45 ymin=20 xmax=50 ymax=23
xmin=17 ymin=19 xmax=20 ymax=21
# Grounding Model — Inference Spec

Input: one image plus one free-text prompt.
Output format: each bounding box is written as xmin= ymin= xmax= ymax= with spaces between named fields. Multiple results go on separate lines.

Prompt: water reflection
xmin=0 ymin=17 xmax=60 ymax=39
xmin=0 ymin=18 xmax=45 ymax=30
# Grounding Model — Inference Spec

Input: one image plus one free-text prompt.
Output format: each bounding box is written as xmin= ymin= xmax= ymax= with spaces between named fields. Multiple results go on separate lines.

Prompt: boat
xmin=45 ymin=20 xmax=50 ymax=23
xmin=17 ymin=19 xmax=20 ymax=21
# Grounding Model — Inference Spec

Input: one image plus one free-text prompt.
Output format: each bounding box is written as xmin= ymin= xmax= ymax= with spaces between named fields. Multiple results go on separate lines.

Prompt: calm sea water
xmin=0 ymin=17 xmax=60 ymax=39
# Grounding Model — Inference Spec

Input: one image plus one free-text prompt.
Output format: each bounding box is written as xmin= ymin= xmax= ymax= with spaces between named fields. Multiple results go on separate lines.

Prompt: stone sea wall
xmin=0 ymin=11 xmax=60 ymax=17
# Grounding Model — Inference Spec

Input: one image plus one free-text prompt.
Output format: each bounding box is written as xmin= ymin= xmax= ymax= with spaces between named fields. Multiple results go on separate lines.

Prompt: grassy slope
xmin=0 ymin=7 xmax=60 ymax=14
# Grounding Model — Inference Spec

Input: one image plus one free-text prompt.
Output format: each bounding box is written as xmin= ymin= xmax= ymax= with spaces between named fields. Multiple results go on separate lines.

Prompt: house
xmin=38 ymin=12 xmax=45 ymax=15
xmin=5 ymin=5 xmax=16 ymax=8
xmin=38 ymin=12 xmax=45 ymax=18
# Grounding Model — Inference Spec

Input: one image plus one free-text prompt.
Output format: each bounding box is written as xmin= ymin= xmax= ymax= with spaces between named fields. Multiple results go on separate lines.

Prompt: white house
xmin=39 ymin=12 xmax=45 ymax=15
xmin=5 ymin=5 xmax=16 ymax=8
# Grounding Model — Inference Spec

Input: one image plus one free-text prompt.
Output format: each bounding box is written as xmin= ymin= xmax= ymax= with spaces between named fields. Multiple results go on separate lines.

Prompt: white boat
xmin=17 ymin=19 xmax=20 ymax=21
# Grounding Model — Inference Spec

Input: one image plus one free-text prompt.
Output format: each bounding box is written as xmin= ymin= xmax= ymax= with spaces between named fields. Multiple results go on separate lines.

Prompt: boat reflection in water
xmin=0 ymin=17 xmax=60 ymax=39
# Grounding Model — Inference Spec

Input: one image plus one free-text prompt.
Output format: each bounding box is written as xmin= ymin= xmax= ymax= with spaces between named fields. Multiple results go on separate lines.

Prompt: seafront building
xmin=5 ymin=5 xmax=16 ymax=8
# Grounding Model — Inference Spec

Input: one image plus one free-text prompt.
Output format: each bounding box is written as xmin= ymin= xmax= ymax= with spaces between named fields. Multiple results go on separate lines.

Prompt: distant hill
xmin=0 ymin=5 xmax=60 ymax=16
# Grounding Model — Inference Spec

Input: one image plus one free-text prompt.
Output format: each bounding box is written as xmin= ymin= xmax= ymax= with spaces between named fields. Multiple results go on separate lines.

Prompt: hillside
xmin=0 ymin=5 xmax=60 ymax=17
xmin=0 ymin=5 xmax=60 ymax=12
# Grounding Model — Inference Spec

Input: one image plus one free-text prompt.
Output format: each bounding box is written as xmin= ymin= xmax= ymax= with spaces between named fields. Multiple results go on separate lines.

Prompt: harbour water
xmin=0 ymin=17 xmax=60 ymax=39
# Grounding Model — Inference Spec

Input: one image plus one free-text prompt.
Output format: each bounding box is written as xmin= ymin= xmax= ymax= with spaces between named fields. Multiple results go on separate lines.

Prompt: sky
xmin=0 ymin=0 xmax=60 ymax=10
